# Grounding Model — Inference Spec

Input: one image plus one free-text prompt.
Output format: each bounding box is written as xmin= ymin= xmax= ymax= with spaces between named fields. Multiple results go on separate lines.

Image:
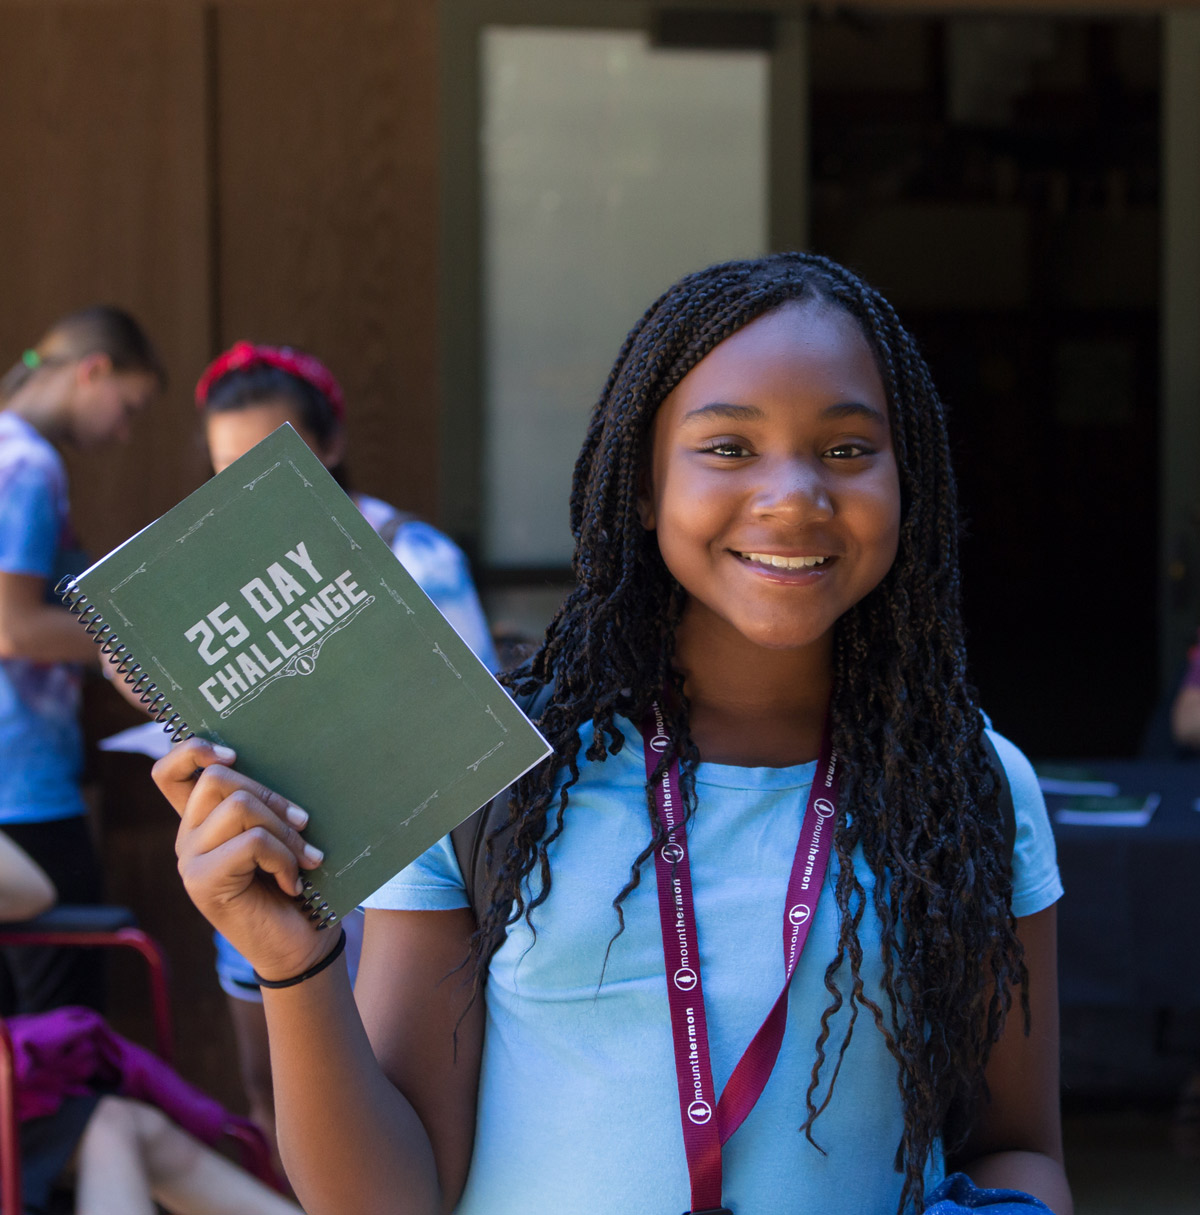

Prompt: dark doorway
xmin=810 ymin=13 xmax=1160 ymax=757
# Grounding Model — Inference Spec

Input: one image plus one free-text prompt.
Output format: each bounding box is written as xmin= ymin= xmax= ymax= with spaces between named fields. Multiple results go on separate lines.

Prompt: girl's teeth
xmin=743 ymin=552 xmax=827 ymax=569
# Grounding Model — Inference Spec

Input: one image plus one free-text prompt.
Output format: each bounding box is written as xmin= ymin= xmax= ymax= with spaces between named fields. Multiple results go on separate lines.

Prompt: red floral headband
xmin=194 ymin=341 xmax=346 ymax=422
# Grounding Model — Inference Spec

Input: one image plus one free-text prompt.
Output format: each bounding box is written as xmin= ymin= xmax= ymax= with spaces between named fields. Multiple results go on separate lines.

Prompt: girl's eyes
xmin=697 ymin=440 xmax=750 ymax=458
xmin=696 ymin=440 xmax=876 ymax=460
xmin=824 ymin=442 xmax=874 ymax=460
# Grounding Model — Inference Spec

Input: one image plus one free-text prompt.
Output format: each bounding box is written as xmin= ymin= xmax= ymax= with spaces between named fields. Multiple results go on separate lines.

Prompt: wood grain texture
xmin=217 ymin=0 xmax=441 ymax=520
xmin=0 ymin=0 xmax=225 ymax=1102
xmin=0 ymin=1 xmax=214 ymax=558
xmin=0 ymin=0 xmax=442 ymax=1119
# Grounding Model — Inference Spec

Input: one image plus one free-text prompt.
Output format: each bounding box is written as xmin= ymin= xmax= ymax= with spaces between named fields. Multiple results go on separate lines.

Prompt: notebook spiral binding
xmin=55 ymin=575 xmax=338 ymax=930
xmin=56 ymin=575 xmax=194 ymax=744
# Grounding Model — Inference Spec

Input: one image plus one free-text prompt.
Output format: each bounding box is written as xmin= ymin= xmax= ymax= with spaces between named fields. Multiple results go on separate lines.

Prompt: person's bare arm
xmin=946 ymin=905 xmax=1073 ymax=1213
xmin=0 ymin=830 xmax=56 ymax=920
xmin=262 ymin=909 xmax=482 ymax=1215
xmin=0 ymin=569 xmax=155 ymax=714
xmin=0 ymin=569 xmax=103 ymax=665
xmin=153 ymin=739 xmax=480 ymax=1215
xmin=355 ymin=908 xmax=483 ymax=1205
xmin=1170 ymin=684 xmax=1200 ymax=750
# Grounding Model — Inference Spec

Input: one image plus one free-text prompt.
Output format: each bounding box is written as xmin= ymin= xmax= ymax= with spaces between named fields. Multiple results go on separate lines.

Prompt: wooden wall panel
xmin=0 ymin=0 xmax=444 ymax=1113
xmin=0 ymin=2 xmax=213 ymax=558
xmin=0 ymin=1 xmax=231 ymax=1101
xmin=216 ymin=0 xmax=442 ymax=519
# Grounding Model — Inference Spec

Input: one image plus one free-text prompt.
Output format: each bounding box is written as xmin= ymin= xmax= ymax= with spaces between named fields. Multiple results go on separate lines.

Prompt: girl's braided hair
xmin=472 ymin=251 xmax=1025 ymax=1212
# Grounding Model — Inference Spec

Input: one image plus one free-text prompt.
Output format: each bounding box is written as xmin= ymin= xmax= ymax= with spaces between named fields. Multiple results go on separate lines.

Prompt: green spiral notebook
xmin=59 ymin=424 xmax=550 ymax=926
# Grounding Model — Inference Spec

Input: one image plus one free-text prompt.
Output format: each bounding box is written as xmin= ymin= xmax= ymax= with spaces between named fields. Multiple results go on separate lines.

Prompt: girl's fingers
xmin=155 ymin=739 xmax=312 ymax=849
xmin=182 ymin=825 xmax=308 ymax=901
xmin=152 ymin=738 xmax=239 ymax=816
xmin=187 ymin=763 xmax=305 ymax=834
xmin=156 ymin=739 xmax=323 ymax=893
xmin=181 ymin=832 xmax=341 ymax=981
xmin=182 ymin=786 xmax=324 ymax=874
xmin=156 ymin=739 xmax=328 ymax=978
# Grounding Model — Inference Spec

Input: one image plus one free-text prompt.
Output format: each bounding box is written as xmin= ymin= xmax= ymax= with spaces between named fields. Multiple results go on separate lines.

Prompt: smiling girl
xmin=152 ymin=253 xmax=1069 ymax=1214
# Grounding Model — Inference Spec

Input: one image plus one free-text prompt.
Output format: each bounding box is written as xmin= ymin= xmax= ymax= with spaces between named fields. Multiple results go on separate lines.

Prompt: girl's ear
xmin=77 ymin=352 xmax=113 ymax=383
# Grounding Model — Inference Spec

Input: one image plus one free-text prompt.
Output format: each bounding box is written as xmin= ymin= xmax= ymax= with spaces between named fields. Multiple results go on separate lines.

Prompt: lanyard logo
xmin=674 ymin=967 xmax=699 ymax=992
xmin=687 ymin=1100 xmax=713 ymax=1125
xmin=649 ymin=732 xmax=670 ymax=754
xmin=661 ymin=841 xmax=685 ymax=864
xmin=788 ymin=904 xmax=811 ymax=926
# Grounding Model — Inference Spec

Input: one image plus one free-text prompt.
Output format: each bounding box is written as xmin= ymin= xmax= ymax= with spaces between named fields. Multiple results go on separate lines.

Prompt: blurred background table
xmin=1048 ymin=759 xmax=1200 ymax=1009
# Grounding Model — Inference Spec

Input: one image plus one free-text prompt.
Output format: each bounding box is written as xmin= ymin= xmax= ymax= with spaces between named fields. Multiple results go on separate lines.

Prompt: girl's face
xmin=204 ymin=396 xmax=342 ymax=474
xmin=640 ymin=300 xmax=901 ymax=655
xmin=67 ymin=360 xmax=159 ymax=448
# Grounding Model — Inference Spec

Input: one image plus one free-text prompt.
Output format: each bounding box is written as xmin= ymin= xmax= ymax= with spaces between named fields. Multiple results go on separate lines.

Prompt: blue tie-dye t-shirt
xmin=352 ymin=492 xmax=497 ymax=671
xmin=0 ymin=412 xmax=86 ymax=823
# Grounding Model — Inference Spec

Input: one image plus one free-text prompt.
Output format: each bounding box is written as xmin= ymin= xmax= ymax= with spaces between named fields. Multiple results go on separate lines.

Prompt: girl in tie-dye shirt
xmin=0 ymin=307 xmax=163 ymax=1013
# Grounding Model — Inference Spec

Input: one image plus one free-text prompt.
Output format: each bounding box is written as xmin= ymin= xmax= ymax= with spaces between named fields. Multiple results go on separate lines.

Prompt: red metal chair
xmin=0 ymin=904 xmax=173 ymax=1215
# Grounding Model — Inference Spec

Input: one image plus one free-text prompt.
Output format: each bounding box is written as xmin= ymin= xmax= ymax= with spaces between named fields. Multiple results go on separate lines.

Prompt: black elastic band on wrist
xmin=253 ymin=925 xmax=346 ymax=989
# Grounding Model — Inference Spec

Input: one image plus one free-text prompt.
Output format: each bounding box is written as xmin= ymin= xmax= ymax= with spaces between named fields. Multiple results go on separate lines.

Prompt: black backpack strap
xmin=451 ymin=680 xmax=556 ymax=922
xmin=450 ymin=791 xmax=508 ymax=925
xmin=980 ymin=732 xmax=1017 ymax=863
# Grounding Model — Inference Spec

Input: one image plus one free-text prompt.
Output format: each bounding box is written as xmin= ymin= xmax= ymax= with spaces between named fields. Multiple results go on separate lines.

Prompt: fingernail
xmin=286 ymin=804 xmax=309 ymax=829
xmin=303 ymin=843 xmax=324 ymax=865
xmin=294 ymin=877 xmax=305 ymax=896
xmin=211 ymin=745 xmax=236 ymax=763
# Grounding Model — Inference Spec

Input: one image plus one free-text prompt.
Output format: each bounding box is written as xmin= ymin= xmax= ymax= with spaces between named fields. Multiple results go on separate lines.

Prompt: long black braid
xmin=469 ymin=252 xmax=1026 ymax=1213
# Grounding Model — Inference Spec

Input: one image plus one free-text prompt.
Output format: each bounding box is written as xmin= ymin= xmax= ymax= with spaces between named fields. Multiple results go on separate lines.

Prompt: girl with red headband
xmin=195 ymin=342 xmax=497 ymax=670
xmin=194 ymin=340 xmax=498 ymax=1169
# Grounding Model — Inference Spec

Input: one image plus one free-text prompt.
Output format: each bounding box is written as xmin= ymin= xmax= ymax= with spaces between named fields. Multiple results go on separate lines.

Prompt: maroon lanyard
xmin=640 ymin=702 xmax=839 ymax=1215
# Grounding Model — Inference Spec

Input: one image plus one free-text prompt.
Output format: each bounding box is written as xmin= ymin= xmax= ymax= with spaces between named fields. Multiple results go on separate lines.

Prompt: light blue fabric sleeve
xmin=987 ymin=728 xmax=1063 ymax=919
xmin=0 ymin=460 xmax=59 ymax=578
xmin=362 ymin=832 xmax=469 ymax=911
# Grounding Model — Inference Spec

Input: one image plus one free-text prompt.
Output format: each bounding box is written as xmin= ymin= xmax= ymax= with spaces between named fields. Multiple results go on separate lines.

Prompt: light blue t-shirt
xmin=365 ymin=719 xmax=1062 ymax=1215
xmin=0 ymin=412 xmax=86 ymax=824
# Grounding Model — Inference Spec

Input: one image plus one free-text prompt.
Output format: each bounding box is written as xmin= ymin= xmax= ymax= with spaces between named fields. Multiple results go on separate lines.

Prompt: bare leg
xmin=74 ymin=1095 xmax=301 ymax=1215
xmin=73 ymin=1095 xmax=156 ymax=1215
xmin=226 ymin=993 xmax=279 ymax=1160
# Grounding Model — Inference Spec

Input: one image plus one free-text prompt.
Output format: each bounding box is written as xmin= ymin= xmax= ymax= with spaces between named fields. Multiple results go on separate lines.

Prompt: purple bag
xmin=924 ymin=1173 xmax=1057 ymax=1214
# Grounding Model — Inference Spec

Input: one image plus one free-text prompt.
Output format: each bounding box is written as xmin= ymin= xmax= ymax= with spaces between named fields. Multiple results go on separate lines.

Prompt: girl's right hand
xmin=152 ymin=738 xmax=334 ymax=983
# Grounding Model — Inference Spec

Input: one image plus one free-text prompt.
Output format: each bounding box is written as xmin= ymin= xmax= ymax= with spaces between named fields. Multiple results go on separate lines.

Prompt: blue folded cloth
xmin=924 ymin=1173 xmax=1056 ymax=1213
